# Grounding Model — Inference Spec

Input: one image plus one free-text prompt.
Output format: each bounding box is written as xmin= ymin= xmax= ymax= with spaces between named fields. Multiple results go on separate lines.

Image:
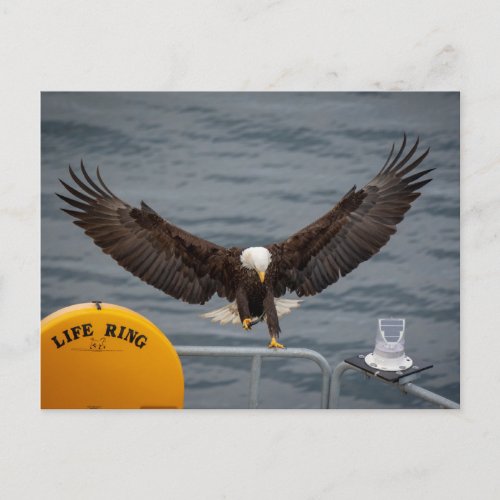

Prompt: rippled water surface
xmin=41 ymin=92 xmax=459 ymax=408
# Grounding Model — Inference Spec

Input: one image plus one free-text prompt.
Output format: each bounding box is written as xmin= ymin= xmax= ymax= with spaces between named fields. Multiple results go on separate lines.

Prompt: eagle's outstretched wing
xmin=267 ymin=135 xmax=432 ymax=297
xmin=57 ymin=164 xmax=239 ymax=304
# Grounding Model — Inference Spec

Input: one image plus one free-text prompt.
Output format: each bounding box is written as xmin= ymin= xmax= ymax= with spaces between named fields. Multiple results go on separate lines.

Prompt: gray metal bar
xmin=249 ymin=355 xmax=262 ymax=409
xmin=400 ymin=382 xmax=460 ymax=409
xmin=331 ymin=361 xmax=459 ymax=409
xmin=330 ymin=361 xmax=354 ymax=409
xmin=175 ymin=346 xmax=332 ymax=409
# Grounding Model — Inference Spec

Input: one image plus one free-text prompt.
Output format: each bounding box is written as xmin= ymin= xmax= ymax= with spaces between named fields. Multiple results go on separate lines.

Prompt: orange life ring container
xmin=41 ymin=302 xmax=184 ymax=409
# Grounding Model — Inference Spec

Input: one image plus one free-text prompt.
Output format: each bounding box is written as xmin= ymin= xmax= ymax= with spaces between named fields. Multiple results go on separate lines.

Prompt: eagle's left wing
xmin=267 ymin=135 xmax=432 ymax=297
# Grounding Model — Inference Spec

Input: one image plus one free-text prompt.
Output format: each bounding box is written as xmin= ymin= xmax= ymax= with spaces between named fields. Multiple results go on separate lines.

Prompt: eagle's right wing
xmin=58 ymin=164 xmax=239 ymax=304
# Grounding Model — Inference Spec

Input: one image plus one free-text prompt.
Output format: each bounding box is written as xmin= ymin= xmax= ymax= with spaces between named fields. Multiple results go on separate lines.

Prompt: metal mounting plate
xmin=344 ymin=355 xmax=433 ymax=383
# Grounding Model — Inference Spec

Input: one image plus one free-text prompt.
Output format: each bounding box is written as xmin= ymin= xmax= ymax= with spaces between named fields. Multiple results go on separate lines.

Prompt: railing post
xmin=330 ymin=361 xmax=354 ymax=408
xmin=249 ymin=355 xmax=262 ymax=409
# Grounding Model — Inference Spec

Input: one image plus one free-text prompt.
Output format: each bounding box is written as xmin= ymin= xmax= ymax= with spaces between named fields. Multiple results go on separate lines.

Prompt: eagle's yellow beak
xmin=258 ymin=271 xmax=266 ymax=283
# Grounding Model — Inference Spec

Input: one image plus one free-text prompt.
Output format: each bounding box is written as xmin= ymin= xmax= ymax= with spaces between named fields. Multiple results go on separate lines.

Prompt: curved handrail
xmin=175 ymin=345 xmax=332 ymax=409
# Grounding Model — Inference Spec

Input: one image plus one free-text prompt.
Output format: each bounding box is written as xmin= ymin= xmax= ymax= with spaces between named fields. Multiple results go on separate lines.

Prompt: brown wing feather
xmin=268 ymin=135 xmax=432 ymax=297
xmin=57 ymin=163 xmax=239 ymax=304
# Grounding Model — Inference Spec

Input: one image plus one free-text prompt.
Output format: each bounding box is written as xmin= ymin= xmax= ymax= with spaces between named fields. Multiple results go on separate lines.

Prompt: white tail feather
xmin=200 ymin=302 xmax=241 ymax=325
xmin=201 ymin=298 xmax=302 ymax=326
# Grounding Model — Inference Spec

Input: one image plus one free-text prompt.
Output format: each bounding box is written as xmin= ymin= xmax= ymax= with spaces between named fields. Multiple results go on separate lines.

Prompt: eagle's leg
xmin=264 ymin=292 xmax=284 ymax=349
xmin=236 ymin=288 xmax=253 ymax=331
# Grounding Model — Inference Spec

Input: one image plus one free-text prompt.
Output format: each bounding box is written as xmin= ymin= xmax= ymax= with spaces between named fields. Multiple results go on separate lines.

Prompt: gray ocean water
xmin=41 ymin=92 xmax=460 ymax=409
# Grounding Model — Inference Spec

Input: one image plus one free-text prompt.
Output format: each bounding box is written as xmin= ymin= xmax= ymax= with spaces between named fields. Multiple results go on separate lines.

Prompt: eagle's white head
xmin=240 ymin=247 xmax=272 ymax=283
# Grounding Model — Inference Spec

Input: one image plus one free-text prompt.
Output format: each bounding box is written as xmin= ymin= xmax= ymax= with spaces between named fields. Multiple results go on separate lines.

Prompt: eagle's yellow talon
xmin=268 ymin=338 xmax=285 ymax=349
xmin=242 ymin=318 xmax=252 ymax=331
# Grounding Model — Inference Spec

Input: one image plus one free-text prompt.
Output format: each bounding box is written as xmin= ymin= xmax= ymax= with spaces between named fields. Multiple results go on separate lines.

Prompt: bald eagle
xmin=58 ymin=135 xmax=431 ymax=348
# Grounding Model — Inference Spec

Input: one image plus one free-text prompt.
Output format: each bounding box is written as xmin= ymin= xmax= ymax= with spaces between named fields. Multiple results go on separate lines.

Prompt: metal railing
xmin=331 ymin=361 xmax=459 ymax=409
xmin=175 ymin=345 xmax=459 ymax=409
xmin=175 ymin=346 xmax=332 ymax=409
